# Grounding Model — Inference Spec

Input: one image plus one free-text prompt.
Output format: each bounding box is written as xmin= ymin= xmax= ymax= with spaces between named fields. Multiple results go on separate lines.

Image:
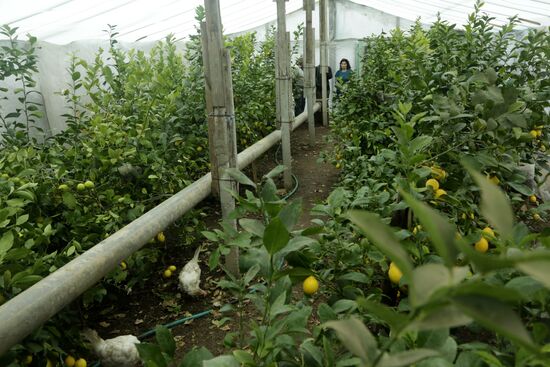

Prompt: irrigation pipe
xmin=0 ymin=104 xmax=320 ymax=355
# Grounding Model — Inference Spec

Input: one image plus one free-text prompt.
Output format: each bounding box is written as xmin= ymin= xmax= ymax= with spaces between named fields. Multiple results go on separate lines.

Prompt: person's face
xmin=340 ymin=60 xmax=348 ymax=70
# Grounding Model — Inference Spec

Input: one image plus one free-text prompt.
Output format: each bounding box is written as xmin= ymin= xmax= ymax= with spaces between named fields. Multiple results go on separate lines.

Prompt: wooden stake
xmin=203 ymin=0 xmax=239 ymax=275
xmin=303 ymin=0 xmax=315 ymax=145
xmin=275 ymin=0 xmax=293 ymax=191
xmin=320 ymin=0 xmax=329 ymax=127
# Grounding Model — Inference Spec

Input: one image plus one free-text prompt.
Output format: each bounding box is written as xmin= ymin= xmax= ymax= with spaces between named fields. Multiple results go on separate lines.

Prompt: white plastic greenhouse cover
xmin=1 ymin=0 xmax=549 ymax=44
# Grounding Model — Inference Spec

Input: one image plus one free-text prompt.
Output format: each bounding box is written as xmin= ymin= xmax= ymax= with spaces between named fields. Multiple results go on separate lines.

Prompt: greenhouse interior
xmin=1 ymin=0 xmax=550 ymax=366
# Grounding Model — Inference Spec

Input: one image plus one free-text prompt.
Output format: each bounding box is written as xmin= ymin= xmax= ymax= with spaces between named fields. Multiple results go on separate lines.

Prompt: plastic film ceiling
xmin=0 ymin=0 xmax=549 ymax=44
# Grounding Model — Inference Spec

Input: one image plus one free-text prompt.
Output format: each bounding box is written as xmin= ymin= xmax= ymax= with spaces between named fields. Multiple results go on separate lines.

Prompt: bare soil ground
xmin=84 ymin=123 xmax=339 ymax=360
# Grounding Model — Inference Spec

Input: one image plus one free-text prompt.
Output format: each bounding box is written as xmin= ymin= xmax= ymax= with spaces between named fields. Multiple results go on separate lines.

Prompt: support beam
xmin=203 ymin=0 xmax=239 ymax=275
xmin=275 ymin=0 xmax=293 ymax=190
xmin=319 ymin=0 xmax=329 ymax=127
xmin=304 ymin=0 xmax=315 ymax=145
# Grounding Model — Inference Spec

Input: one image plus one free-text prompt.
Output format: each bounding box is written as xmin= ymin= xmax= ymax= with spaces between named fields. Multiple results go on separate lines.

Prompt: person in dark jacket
xmin=315 ymin=64 xmax=332 ymax=99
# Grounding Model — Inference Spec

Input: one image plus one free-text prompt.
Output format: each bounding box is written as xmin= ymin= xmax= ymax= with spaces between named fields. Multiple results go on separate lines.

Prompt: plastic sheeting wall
xmin=0 ymin=1 xmax=424 ymax=135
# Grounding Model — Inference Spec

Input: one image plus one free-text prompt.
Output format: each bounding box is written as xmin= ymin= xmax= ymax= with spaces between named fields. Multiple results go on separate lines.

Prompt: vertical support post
xmin=202 ymin=0 xmax=239 ymax=275
xmin=319 ymin=0 xmax=329 ymax=127
xmin=275 ymin=0 xmax=293 ymax=190
xmin=303 ymin=0 xmax=315 ymax=145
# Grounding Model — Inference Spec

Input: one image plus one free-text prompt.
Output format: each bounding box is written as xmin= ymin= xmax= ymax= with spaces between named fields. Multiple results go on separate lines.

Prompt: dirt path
xmin=85 ymin=123 xmax=339 ymax=359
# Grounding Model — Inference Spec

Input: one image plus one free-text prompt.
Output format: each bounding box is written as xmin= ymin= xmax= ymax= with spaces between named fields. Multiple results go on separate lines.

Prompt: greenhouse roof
xmin=0 ymin=0 xmax=549 ymax=44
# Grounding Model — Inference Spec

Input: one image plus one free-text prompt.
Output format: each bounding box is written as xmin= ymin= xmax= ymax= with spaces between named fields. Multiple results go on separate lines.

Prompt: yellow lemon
xmin=23 ymin=355 xmax=32 ymax=365
xmin=84 ymin=180 xmax=94 ymax=189
xmin=335 ymin=163 xmax=341 ymax=169
xmin=489 ymin=176 xmax=500 ymax=185
xmin=534 ymin=213 xmax=542 ymax=221
xmin=163 ymin=269 xmax=172 ymax=278
xmin=425 ymin=178 xmax=439 ymax=191
xmin=388 ymin=262 xmax=403 ymax=284
xmin=157 ymin=232 xmax=166 ymax=242
xmin=482 ymin=227 xmax=495 ymax=239
xmin=65 ymin=355 xmax=76 ymax=367
xmin=461 ymin=213 xmax=467 ymax=220
xmin=470 ymin=212 xmax=475 ymax=220
xmin=46 ymin=359 xmax=54 ymax=367
xmin=435 ymin=189 xmax=447 ymax=199
xmin=530 ymin=130 xmax=538 ymax=139
xmin=536 ymin=129 xmax=542 ymax=137
xmin=303 ymin=276 xmax=319 ymax=295
xmin=529 ymin=195 xmax=538 ymax=203
xmin=75 ymin=359 xmax=87 ymax=367
xmin=475 ymin=237 xmax=489 ymax=253
xmin=168 ymin=265 xmax=177 ymax=272
xmin=119 ymin=261 xmax=127 ymax=270
xmin=412 ymin=225 xmax=422 ymax=235
xmin=58 ymin=184 xmax=69 ymax=191
xmin=196 ymin=146 xmax=203 ymax=152
xmin=76 ymin=183 xmax=86 ymax=191
xmin=431 ymin=167 xmax=447 ymax=180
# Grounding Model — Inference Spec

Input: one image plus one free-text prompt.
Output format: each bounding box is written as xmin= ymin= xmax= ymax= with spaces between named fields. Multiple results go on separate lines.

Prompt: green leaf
xmin=238 ymin=218 xmax=265 ymax=237
xmin=451 ymin=295 xmax=536 ymax=352
xmin=155 ymin=326 xmax=176 ymax=357
xmin=516 ymin=259 xmax=550 ymax=290
xmin=179 ymin=347 xmax=214 ymax=367
xmin=243 ymin=264 xmax=260 ymax=285
xmin=410 ymin=263 xmax=450 ymax=307
xmin=318 ymin=303 xmax=338 ymax=323
xmin=16 ymin=214 xmax=29 ymax=226
xmin=378 ymin=349 xmax=441 ymax=367
xmin=401 ymin=191 xmax=457 ymax=266
xmin=263 ymin=217 xmax=290 ymax=255
xmin=264 ymin=165 xmax=285 ymax=179
xmin=203 ymin=355 xmax=239 ymax=367
xmin=278 ymin=199 xmax=302 ymax=231
xmin=277 ymin=236 xmax=317 ymax=257
xmin=62 ymin=191 xmax=77 ymax=209
xmin=300 ymin=340 xmax=323 ymax=367
xmin=507 ymin=181 xmax=533 ymax=196
xmin=325 ymin=317 xmax=378 ymax=365
xmin=357 ymin=298 xmax=407 ymax=331
xmin=338 ymin=272 xmax=370 ymax=284
xmin=464 ymin=165 xmax=514 ymax=242
xmin=347 ymin=210 xmax=413 ymax=275
xmin=135 ymin=343 xmax=167 ymax=367
xmin=408 ymin=304 xmax=472 ymax=331
xmin=225 ymin=168 xmax=256 ymax=188
xmin=0 ymin=231 xmax=14 ymax=258
xmin=505 ymin=276 xmax=545 ymax=301
xmin=232 ymin=350 xmax=254 ymax=365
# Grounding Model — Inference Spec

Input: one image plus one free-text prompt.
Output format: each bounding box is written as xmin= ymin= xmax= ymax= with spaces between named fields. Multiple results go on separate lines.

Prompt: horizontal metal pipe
xmin=0 ymin=103 xmax=321 ymax=355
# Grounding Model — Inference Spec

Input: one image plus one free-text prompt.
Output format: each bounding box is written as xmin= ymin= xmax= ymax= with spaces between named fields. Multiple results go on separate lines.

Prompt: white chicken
xmin=81 ymin=329 xmax=141 ymax=367
xmin=179 ymin=245 xmax=207 ymax=296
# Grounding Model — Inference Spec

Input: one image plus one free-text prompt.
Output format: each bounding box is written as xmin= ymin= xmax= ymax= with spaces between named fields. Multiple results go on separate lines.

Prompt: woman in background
xmin=334 ymin=58 xmax=352 ymax=99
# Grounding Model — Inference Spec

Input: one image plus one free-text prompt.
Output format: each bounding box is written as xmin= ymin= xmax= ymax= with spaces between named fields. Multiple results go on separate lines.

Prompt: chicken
xmin=81 ymin=329 xmax=141 ymax=367
xmin=179 ymin=246 xmax=207 ymax=296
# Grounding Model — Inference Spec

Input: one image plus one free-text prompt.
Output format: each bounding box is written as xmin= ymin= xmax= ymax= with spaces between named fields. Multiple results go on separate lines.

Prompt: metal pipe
xmin=0 ymin=102 xmax=321 ymax=355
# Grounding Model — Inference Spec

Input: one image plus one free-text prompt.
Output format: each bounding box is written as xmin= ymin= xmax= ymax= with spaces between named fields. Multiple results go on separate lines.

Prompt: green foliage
xmin=0 ymin=18 xmax=282 ymax=365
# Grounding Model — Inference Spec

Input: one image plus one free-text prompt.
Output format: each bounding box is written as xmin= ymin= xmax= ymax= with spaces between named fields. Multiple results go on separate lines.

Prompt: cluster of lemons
xmin=57 ymin=180 xmax=94 ymax=192
xmin=426 ymin=178 xmax=446 ymax=199
xmin=163 ymin=265 xmax=177 ymax=278
xmin=35 ymin=356 xmax=86 ymax=367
